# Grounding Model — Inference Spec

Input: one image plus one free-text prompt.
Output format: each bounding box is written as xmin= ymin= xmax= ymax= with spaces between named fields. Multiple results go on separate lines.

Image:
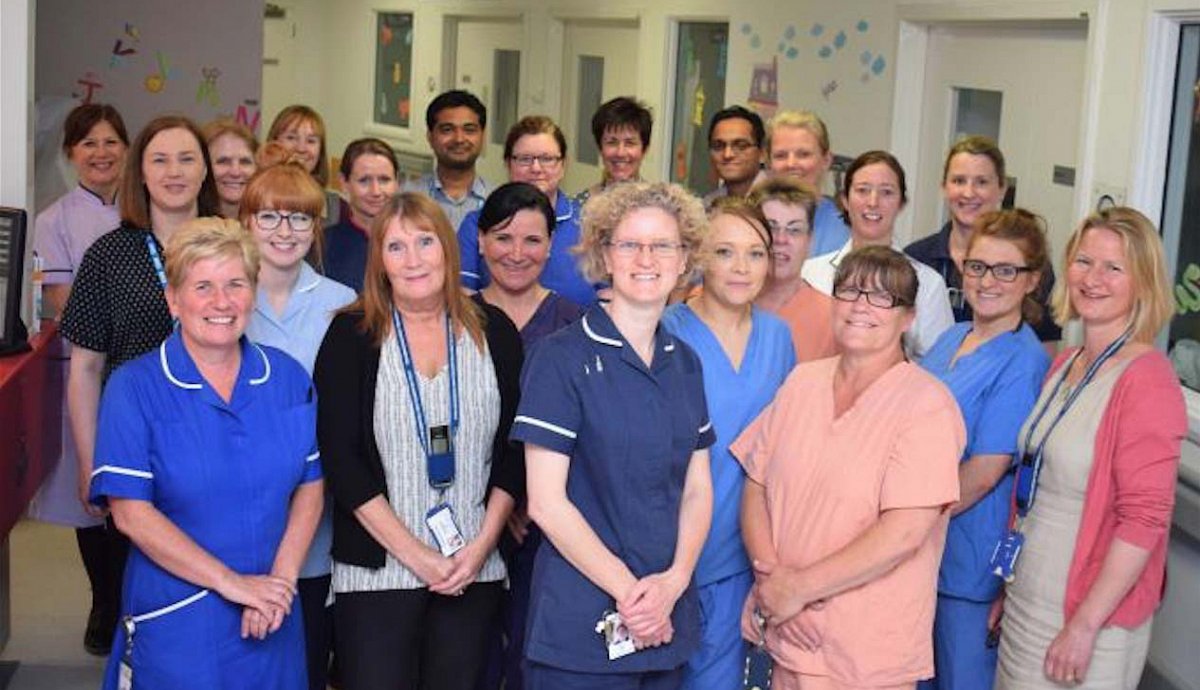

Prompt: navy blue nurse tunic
xmin=90 ymin=332 xmax=322 ymax=690
xmin=510 ymin=305 xmax=716 ymax=674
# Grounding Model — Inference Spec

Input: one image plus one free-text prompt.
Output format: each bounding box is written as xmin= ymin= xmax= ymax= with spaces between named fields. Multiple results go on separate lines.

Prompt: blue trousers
xmin=525 ymin=661 xmax=684 ymax=690
xmin=919 ymin=594 xmax=996 ymax=690
xmin=682 ymin=570 xmax=752 ymax=690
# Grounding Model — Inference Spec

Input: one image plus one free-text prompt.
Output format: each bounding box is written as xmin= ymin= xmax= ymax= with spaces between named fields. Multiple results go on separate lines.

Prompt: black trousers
xmin=334 ymin=581 xmax=503 ymax=690
xmin=75 ymin=522 xmax=130 ymax=626
xmin=298 ymin=574 xmax=332 ymax=690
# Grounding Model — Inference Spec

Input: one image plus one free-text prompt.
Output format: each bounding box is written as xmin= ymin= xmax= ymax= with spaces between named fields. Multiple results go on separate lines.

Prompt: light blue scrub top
xmin=662 ymin=304 xmax=796 ymax=586
xmin=247 ymin=261 xmax=355 ymax=578
xmin=458 ymin=191 xmax=598 ymax=306
xmin=920 ymin=321 xmax=1049 ymax=601
xmin=810 ymin=196 xmax=851 ymax=257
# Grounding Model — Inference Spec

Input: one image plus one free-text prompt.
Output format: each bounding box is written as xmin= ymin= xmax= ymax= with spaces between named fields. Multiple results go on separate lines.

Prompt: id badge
xmin=1014 ymin=452 xmax=1039 ymax=513
xmin=595 ymin=610 xmax=636 ymax=661
xmin=425 ymin=503 xmax=465 ymax=557
xmin=743 ymin=644 xmax=774 ymax=689
xmin=118 ymin=661 xmax=133 ymax=690
xmin=989 ymin=529 xmax=1025 ymax=582
xmin=118 ymin=616 xmax=135 ymax=690
xmin=428 ymin=425 xmax=454 ymax=488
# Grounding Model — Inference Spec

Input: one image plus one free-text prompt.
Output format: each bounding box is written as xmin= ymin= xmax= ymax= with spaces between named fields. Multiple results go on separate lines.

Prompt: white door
xmin=559 ymin=19 xmax=640 ymax=196
xmin=261 ymin=8 xmax=297 ymax=136
xmin=452 ymin=18 xmax=523 ymax=186
xmin=909 ymin=22 xmax=1087 ymax=258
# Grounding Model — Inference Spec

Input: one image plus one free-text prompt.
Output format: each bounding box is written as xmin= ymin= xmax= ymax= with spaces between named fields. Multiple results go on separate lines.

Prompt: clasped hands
xmin=751 ymin=560 xmax=825 ymax=652
xmin=617 ymin=570 xmax=687 ymax=650
xmin=413 ymin=539 xmax=490 ymax=597
xmin=216 ymin=571 xmax=298 ymax=641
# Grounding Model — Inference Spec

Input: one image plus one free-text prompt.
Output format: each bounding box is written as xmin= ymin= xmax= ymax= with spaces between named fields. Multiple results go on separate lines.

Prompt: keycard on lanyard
xmin=425 ymin=503 xmax=465 ymax=557
xmin=428 ymin=425 xmax=454 ymax=488
xmin=990 ymin=529 xmax=1025 ymax=582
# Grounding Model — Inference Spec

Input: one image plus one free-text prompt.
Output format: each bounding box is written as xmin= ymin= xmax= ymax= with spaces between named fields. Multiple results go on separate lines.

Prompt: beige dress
xmin=997 ymin=360 xmax=1151 ymax=690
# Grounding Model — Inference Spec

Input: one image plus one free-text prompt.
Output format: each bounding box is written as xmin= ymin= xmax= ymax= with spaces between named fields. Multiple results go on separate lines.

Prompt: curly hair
xmin=575 ymin=181 xmax=707 ymax=286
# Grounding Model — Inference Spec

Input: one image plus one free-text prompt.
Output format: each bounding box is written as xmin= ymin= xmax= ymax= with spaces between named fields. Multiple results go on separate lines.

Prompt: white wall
xmin=284 ymin=0 xmax=903 ymax=193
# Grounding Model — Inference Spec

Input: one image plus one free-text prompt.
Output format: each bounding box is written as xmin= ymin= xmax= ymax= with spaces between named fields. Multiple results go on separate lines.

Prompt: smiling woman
xmin=203 ymin=119 xmax=258 ymax=220
xmin=87 ymin=217 xmax=324 ymax=690
xmin=322 ymin=138 xmax=399 ymax=292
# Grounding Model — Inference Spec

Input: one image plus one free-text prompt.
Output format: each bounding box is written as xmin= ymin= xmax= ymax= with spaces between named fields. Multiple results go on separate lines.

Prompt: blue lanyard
xmin=1015 ymin=328 xmax=1131 ymax=517
xmin=144 ymin=234 xmax=167 ymax=290
xmin=390 ymin=308 xmax=459 ymax=468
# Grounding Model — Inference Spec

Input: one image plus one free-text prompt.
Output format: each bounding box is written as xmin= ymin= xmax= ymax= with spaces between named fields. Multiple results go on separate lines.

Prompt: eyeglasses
xmin=767 ymin=220 xmax=809 ymax=237
xmin=832 ymin=285 xmax=909 ymax=309
xmin=254 ymin=210 xmax=315 ymax=233
xmin=605 ymin=239 xmax=685 ymax=258
xmin=509 ymin=154 xmax=563 ymax=168
xmin=708 ymin=139 xmax=758 ymax=154
xmin=962 ymin=259 xmax=1033 ymax=282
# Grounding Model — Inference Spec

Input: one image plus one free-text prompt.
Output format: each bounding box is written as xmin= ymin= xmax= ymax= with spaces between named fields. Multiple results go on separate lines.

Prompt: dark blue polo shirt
xmin=511 ymin=305 xmax=716 ymax=674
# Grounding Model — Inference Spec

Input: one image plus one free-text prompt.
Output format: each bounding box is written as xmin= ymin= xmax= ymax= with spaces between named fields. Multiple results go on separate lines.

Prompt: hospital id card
xmin=425 ymin=503 xmax=465 ymax=557
xmin=596 ymin=610 xmax=636 ymax=660
xmin=117 ymin=661 xmax=133 ymax=690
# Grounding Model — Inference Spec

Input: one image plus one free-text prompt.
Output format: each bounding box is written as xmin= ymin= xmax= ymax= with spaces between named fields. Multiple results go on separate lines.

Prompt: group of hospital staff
xmin=28 ymin=92 xmax=1184 ymax=690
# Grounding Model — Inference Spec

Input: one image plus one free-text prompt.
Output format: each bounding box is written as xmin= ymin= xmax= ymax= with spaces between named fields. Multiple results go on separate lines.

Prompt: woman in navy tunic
xmin=90 ymin=218 xmax=323 ymax=689
xmin=512 ymin=181 xmax=715 ymax=689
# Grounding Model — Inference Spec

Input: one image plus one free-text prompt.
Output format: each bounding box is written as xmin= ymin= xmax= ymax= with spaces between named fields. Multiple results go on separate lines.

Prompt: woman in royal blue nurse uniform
xmin=90 ymin=218 xmax=323 ymax=689
xmin=661 ymin=196 xmax=795 ymax=689
xmin=512 ymin=181 xmax=715 ymax=689
xmin=918 ymin=209 xmax=1051 ymax=690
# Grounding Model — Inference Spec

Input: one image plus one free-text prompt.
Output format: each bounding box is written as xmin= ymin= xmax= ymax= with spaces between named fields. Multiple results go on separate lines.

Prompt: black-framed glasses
xmin=509 ymin=154 xmax=563 ymax=168
xmin=604 ymin=239 xmax=684 ymax=258
xmin=254 ymin=210 xmax=315 ymax=233
xmin=962 ymin=259 xmax=1033 ymax=282
xmin=832 ymin=285 xmax=909 ymax=309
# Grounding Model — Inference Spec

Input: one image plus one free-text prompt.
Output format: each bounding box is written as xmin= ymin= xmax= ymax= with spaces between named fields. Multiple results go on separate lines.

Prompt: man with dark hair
xmin=403 ymin=89 xmax=492 ymax=229
xmin=703 ymin=105 xmax=767 ymax=205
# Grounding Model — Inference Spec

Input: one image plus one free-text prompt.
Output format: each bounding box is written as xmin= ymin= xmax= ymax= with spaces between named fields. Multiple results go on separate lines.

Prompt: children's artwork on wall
xmin=196 ymin=67 xmax=221 ymax=107
xmin=144 ymin=51 xmax=172 ymax=94
xmin=374 ymin=12 xmax=414 ymax=129
xmin=235 ymin=99 xmax=261 ymax=134
xmin=747 ymin=56 xmax=779 ymax=120
xmin=73 ymin=72 xmax=104 ymax=104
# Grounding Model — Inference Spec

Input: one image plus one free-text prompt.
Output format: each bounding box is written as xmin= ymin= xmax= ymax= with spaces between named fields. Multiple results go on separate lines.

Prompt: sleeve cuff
xmin=89 ymin=465 xmax=154 ymax=506
xmin=510 ymin=415 xmax=577 ymax=456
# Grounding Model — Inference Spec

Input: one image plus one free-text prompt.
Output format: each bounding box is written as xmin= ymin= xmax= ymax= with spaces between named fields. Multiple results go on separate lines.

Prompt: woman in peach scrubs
xmin=733 ymin=246 xmax=966 ymax=689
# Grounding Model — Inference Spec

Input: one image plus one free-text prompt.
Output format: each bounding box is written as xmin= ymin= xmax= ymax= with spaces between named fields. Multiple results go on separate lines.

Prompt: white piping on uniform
xmin=91 ymin=465 xmax=153 ymax=480
xmin=306 ymin=451 xmax=320 ymax=463
xmin=130 ymin=590 xmax=209 ymax=623
xmin=581 ymin=315 xmax=623 ymax=348
xmin=160 ymin=342 xmax=202 ymax=390
xmin=514 ymin=415 xmax=577 ymax=439
xmin=249 ymin=343 xmax=271 ymax=385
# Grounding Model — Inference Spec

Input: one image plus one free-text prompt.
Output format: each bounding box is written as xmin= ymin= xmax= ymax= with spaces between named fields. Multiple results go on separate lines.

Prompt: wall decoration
xmin=196 ymin=67 xmax=221 ymax=107
xmin=73 ymin=72 xmax=104 ymax=104
xmin=747 ymin=56 xmax=779 ymax=119
xmin=235 ymin=99 xmax=261 ymax=134
xmin=144 ymin=51 xmax=172 ymax=94
xmin=110 ymin=39 xmax=136 ymax=68
xmin=821 ymin=80 xmax=839 ymax=100
xmin=373 ymin=12 xmax=414 ymax=128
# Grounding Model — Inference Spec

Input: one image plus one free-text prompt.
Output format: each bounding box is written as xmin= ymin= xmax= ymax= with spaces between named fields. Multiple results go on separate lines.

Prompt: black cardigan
xmin=312 ymin=304 xmax=524 ymax=569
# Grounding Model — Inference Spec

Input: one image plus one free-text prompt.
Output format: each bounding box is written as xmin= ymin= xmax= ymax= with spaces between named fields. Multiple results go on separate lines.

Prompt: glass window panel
xmin=576 ymin=55 xmax=604 ymax=166
xmin=492 ymin=50 xmax=521 ymax=146
xmin=670 ymin=22 xmax=728 ymax=192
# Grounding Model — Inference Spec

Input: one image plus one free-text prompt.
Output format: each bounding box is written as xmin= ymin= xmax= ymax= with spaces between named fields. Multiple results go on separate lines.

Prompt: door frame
xmin=889 ymin=1 xmax=1101 ymax=244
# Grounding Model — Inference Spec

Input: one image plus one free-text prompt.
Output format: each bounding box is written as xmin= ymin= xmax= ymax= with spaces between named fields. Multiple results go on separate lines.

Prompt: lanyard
xmin=1013 ymin=328 xmax=1131 ymax=518
xmin=391 ymin=308 xmax=458 ymax=486
xmin=144 ymin=233 xmax=168 ymax=290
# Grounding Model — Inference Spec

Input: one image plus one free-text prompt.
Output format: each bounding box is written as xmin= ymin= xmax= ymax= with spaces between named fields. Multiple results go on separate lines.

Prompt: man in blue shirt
xmin=403 ymin=90 xmax=492 ymax=231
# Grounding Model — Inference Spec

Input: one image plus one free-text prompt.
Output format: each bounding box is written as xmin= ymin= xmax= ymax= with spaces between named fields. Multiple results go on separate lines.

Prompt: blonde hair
xmin=765 ymin=110 xmax=830 ymax=154
xmin=575 ymin=181 xmax=707 ymax=287
xmin=165 ymin=217 xmax=260 ymax=290
xmin=748 ymin=176 xmax=819 ymax=227
xmin=347 ymin=193 xmax=484 ymax=348
xmin=1051 ymin=207 xmax=1173 ymax=343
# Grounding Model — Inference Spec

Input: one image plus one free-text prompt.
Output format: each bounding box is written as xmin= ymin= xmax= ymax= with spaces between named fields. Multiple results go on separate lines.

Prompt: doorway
xmin=898 ymin=20 xmax=1088 ymax=257
xmin=446 ymin=16 xmax=524 ymax=186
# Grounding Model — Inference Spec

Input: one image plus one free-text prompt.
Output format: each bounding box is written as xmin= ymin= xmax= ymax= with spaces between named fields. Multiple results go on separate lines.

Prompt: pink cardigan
xmin=1044 ymin=349 xmax=1186 ymax=628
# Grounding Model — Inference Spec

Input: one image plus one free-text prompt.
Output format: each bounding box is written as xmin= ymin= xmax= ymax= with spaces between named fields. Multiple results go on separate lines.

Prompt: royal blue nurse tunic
xmin=511 ymin=306 xmax=716 ymax=675
xmin=90 ymin=332 xmax=322 ymax=690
